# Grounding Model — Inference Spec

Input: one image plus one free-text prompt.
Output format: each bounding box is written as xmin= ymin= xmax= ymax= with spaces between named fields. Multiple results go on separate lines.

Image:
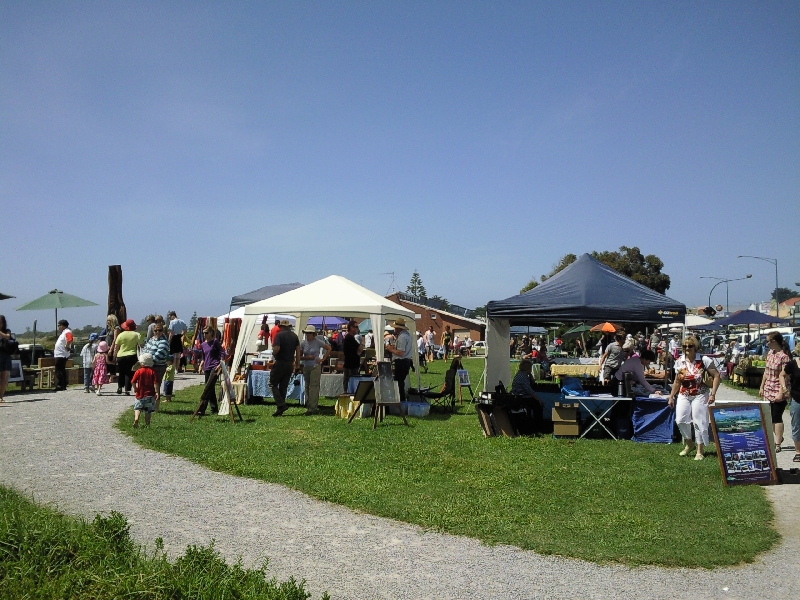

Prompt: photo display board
xmin=709 ymin=403 xmax=777 ymax=486
xmin=375 ymin=361 xmax=399 ymax=404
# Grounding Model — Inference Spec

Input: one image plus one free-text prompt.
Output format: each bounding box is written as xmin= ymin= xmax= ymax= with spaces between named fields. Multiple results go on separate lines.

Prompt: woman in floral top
xmin=760 ymin=331 xmax=791 ymax=454
xmin=668 ymin=335 xmax=720 ymax=460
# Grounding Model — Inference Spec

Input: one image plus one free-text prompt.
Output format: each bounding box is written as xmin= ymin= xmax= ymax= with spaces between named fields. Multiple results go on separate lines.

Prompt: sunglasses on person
xmin=682 ymin=344 xmax=696 ymax=349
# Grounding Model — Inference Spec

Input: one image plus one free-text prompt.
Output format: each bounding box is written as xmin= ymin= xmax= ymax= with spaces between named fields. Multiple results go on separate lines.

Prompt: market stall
xmin=485 ymin=253 xmax=686 ymax=392
xmin=232 ymin=275 xmax=420 ymax=394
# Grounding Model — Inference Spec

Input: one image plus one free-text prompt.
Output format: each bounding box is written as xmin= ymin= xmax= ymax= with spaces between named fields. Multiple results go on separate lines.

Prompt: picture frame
xmin=457 ymin=369 xmax=470 ymax=387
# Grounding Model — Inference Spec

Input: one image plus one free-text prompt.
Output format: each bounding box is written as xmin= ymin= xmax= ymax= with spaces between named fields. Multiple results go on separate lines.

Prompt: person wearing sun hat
xmin=114 ymin=319 xmax=141 ymax=396
xmin=131 ymin=353 xmax=157 ymax=427
xmin=80 ymin=333 xmax=99 ymax=392
xmin=92 ymin=341 xmax=112 ymax=395
xmin=385 ymin=317 xmax=414 ymax=404
xmin=270 ymin=319 xmax=301 ymax=417
xmin=300 ymin=325 xmax=331 ymax=415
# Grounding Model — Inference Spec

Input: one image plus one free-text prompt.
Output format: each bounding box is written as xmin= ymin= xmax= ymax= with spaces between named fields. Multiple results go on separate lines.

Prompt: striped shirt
xmin=143 ymin=335 xmax=171 ymax=366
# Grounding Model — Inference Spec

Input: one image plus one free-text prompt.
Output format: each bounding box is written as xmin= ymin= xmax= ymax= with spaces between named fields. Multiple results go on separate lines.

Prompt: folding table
xmin=575 ymin=394 xmax=630 ymax=440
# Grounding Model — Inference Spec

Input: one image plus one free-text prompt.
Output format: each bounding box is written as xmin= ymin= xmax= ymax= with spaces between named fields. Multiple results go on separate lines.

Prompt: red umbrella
xmin=590 ymin=322 xmax=621 ymax=333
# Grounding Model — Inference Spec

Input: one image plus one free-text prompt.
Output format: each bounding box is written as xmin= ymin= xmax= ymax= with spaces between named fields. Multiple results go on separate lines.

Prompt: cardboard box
xmin=553 ymin=422 xmax=580 ymax=436
xmin=552 ymin=406 xmax=578 ymax=422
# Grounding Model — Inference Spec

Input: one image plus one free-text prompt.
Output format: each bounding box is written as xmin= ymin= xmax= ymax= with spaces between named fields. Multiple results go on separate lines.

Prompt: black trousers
xmin=116 ymin=355 xmax=137 ymax=392
xmin=197 ymin=370 xmax=219 ymax=415
xmin=269 ymin=361 xmax=294 ymax=408
xmin=54 ymin=357 xmax=68 ymax=391
xmin=393 ymin=358 xmax=411 ymax=404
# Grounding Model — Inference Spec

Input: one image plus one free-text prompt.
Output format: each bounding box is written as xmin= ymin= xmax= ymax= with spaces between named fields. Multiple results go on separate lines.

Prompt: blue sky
xmin=2 ymin=1 xmax=798 ymax=330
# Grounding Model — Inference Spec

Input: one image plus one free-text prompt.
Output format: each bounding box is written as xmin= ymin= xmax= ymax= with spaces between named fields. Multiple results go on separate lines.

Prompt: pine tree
xmin=407 ymin=270 xmax=427 ymax=298
xmin=188 ymin=311 xmax=198 ymax=333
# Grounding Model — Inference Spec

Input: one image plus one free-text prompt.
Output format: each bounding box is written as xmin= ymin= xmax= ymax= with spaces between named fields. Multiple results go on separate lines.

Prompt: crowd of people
xmin=2 ymin=310 xmax=799 ymax=462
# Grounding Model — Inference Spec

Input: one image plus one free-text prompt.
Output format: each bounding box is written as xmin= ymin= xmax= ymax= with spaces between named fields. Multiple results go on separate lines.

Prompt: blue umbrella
xmin=712 ymin=309 xmax=789 ymax=327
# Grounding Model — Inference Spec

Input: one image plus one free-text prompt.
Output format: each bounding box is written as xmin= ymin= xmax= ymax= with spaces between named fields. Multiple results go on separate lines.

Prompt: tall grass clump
xmin=0 ymin=486 xmax=329 ymax=599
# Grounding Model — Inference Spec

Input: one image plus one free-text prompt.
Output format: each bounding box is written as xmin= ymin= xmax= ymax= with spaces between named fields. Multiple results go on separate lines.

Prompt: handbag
xmin=0 ymin=333 xmax=19 ymax=355
xmin=701 ymin=359 xmax=715 ymax=388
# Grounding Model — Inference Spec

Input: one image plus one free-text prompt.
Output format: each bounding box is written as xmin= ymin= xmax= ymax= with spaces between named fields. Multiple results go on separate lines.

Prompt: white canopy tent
xmin=658 ymin=315 xmax=713 ymax=329
xmin=217 ymin=308 xmax=295 ymax=360
xmin=232 ymin=275 xmax=420 ymax=391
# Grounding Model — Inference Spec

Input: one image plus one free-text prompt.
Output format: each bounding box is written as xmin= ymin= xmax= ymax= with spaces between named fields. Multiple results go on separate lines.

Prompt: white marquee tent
xmin=231 ymin=275 xmax=420 ymax=390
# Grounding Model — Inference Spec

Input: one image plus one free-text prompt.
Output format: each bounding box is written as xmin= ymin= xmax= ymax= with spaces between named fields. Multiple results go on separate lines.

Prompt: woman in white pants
xmin=667 ymin=335 xmax=720 ymax=460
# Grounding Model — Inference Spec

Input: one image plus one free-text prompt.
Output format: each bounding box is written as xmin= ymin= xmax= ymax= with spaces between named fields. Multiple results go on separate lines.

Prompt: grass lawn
xmin=0 ymin=486 xmax=328 ymax=599
xmin=116 ymin=358 xmax=778 ymax=568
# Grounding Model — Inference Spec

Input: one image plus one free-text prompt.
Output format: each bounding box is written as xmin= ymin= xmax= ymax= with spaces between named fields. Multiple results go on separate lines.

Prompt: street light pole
xmin=700 ymin=274 xmax=752 ymax=314
xmin=738 ymin=256 xmax=779 ymax=316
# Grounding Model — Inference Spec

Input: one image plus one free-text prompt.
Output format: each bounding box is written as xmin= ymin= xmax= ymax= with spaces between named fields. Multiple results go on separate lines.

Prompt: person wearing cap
xmin=80 ymin=333 xmax=99 ymax=392
xmin=342 ymin=320 xmax=364 ymax=393
xmin=270 ymin=319 xmax=301 ymax=417
xmin=385 ymin=317 xmax=414 ymax=404
xmin=167 ymin=311 xmax=188 ymax=372
xmin=131 ymin=353 xmax=157 ymax=427
xmin=114 ymin=319 xmax=141 ymax=396
xmin=300 ymin=325 xmax=331 ymax=415
xmin=53 ymin=319 xmax=74 ymax=391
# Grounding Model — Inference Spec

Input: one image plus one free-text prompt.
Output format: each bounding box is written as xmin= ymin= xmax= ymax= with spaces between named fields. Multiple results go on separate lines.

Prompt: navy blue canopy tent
xmin=230 ymin=283 xmax=304 ymax=308
xmin=484 ymin=254 xmax=686 ymax=390
xmin=712 ymin=309 xmax=789 ymax=327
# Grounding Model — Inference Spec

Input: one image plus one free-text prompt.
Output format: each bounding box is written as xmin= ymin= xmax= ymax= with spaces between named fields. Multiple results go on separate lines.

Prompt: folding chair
xmin=418 ymin=368 xmax=457 ymax=413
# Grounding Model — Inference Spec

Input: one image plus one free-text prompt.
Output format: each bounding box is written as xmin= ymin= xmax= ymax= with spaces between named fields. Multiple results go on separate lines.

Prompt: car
xmin=470 ymin=341 xmax=487 ymax=356
xmin=17 ymin=343 xmax=52 ymax=367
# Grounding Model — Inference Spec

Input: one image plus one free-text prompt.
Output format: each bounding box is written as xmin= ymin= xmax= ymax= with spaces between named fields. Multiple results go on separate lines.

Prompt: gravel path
xmin=0 ymin=376 xmax=795 ymax=599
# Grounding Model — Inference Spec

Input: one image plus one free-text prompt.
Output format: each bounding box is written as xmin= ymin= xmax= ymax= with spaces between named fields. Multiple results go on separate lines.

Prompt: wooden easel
xmin=373 ymin=362 xmax=409 ymax=429
xmin=457 ymin=369 xmax=475 ymax=404
xmin=191 ymin=364 xmax=242 ymax=423
xmin=347 ymin=380 xmax=377 ymax=423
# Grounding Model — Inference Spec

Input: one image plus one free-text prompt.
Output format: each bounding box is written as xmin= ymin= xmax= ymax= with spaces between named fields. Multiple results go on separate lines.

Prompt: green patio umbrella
xmin=561 ymin=323 xmax=592 ymax=340
xmin=17 ymin=289 xmax=98 ymax=331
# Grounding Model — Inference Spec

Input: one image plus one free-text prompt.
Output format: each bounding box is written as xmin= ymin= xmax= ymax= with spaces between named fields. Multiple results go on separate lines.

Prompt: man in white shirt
xmin=424 ymin=326 xmax=435 ymax=362
xmin=53 ymin=319 xmax=73 ymax=391
xmin=364 ymin=329 xmax=374 ymax=349
xmin=386 ymin=318 xmax=414 ymax=403
xmin=167 ymin=311 xmax=188 ymax=372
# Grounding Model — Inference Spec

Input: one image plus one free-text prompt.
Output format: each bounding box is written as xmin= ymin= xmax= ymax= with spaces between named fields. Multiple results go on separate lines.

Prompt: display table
xmin=320 ymin=373 xmax=344 ymax=397
xmin=246 ymin=370 xmax=304 ymax=403
xmin=551 ymin=364 xmax=600 ymax=379
xmin=575 ymin=394 xmax=630 ymax=440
